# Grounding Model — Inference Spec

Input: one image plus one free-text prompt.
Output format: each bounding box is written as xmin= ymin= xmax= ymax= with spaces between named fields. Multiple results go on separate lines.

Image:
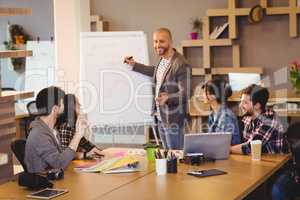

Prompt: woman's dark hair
xmin=56 ymin=94 xmax=77 ymax=128
xmin=202 ymin=78 xmax=232 ymax=105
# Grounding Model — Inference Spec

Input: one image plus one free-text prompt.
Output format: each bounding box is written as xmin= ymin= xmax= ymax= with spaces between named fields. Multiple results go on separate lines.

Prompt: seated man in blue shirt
xmin=202 ymin=79 xmax=240 ymax=145
xmin=25 ymin=86 xmax=86 ymax=173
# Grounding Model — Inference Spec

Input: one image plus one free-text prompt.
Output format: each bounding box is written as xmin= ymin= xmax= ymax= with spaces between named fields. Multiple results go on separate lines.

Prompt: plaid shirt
xmin=241 ymin=108 xmax=288 ymax=155
xmin=57 ymin=123 xmax=95 ymax=152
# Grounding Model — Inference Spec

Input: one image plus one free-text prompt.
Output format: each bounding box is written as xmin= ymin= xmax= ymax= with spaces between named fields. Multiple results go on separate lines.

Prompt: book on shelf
xmin=210 ymin=22 xmax=229 ymax=39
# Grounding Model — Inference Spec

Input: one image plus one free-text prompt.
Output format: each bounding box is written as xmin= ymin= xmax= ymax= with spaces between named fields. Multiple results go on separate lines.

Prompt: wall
xmin=0 ymin=0 xmax=54 ymax=90
xmin=90 ymin=0 xmax=300 ymax=91
xmin=54 ymin=0 xmax=90 ymax=94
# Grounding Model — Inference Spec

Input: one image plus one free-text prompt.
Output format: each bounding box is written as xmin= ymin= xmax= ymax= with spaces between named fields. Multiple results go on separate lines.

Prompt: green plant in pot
xmin=190 ymin=17 xmax=202 ymax=40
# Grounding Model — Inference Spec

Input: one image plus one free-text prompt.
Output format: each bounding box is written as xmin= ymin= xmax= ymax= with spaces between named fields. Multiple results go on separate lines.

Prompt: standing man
xmin=124 ymin=28 xmax=191 ymax=150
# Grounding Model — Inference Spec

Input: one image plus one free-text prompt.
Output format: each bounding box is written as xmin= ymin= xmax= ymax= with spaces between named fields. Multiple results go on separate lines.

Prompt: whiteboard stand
xmin=151 ymin=124 xmax=160 ymax=146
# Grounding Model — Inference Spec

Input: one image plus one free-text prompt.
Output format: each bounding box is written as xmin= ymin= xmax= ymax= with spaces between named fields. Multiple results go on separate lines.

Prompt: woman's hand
xmin=86 ymin=147 xmax=104 ymax=158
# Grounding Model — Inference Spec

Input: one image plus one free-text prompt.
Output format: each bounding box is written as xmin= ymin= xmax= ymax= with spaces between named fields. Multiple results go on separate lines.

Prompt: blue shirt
xmin=208 ymin=105 xmax=241 ymax=145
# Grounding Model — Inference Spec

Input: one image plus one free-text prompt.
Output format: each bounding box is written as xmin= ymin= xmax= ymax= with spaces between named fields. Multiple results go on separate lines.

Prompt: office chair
xmin=24 ymin=101 xmax=39 ymax=138
xmin=26 ymin=101 xmax=38 ymax=116
xmin=11 ymin=139 xmax=54 ymax=189
xmin=11 ymin=139 xmax=28 ymax=172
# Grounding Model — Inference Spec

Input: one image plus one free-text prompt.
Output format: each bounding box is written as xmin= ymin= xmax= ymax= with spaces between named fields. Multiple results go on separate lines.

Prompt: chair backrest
xmin=11 ymin=139 xmax=28 ymax=172
xmin=26 ymin=101 xmax=38 ymax=117
xmin=25 ymin=101 xmax=39 ymax=138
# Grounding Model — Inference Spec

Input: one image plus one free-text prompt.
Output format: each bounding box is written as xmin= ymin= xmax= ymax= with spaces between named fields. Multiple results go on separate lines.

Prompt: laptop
xmin=184 ymin=132 xmax=232 ymax=160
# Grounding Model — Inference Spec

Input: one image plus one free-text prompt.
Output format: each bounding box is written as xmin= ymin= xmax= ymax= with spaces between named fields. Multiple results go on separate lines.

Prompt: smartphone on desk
xmin=187 ymin=169 xmax=227 ymax=178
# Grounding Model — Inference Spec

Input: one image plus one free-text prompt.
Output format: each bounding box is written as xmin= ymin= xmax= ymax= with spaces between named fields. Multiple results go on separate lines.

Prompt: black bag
xmin=18 ymin=172 xmax=53 ymax=190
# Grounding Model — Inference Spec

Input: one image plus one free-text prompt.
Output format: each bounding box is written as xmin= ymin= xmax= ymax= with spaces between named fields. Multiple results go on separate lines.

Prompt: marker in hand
xmin=123 ymin=56 xmax=133 ymax=64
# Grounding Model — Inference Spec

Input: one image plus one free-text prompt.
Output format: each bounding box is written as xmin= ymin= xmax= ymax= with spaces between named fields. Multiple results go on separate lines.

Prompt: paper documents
xmin=74 ymin=155 xmax=139 ymax=173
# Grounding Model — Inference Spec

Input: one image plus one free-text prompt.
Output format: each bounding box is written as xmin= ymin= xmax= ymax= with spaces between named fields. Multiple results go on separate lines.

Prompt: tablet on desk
xmin=187 ymin=169 xmax=227 ymax=178
xmin=26 ymin=188 xmax=68 ymax=199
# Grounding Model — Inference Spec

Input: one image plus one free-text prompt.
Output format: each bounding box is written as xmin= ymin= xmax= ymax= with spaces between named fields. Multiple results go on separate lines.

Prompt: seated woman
xmin=202 ymin=79 xmax=240 ymax=145
xmin=56 ymin=94 xmax=103 ymax=158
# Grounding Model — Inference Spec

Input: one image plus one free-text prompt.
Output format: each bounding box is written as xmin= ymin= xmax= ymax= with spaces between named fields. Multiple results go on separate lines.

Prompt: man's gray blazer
xmin=133 ymin=50 xmax=191 ymax=127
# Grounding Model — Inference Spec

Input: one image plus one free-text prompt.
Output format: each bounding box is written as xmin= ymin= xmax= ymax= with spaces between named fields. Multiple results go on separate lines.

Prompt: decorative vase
xmin=190 ymin=32 xmax=198 ymax=40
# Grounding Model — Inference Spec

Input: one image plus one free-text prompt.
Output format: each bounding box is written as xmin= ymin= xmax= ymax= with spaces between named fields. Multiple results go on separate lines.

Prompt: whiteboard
xmin=80 ymin=32 xmax=154 ymax=127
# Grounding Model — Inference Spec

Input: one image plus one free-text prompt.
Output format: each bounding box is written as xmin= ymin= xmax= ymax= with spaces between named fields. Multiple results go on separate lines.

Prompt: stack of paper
xmin=74 ymin=156 xmax=139 ymax=174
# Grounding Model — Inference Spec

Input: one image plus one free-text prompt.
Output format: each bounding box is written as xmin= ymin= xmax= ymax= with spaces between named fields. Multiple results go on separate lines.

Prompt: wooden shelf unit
xmin=206 ymin=0 xmax=253 ymax=39
xmin=265 ymin=0 xmax=300 ymax=38
xmin=192 ymin=67 xmax=263 ymax=76
xmin=0 ymin=7 xmax=32 ymax=16
xmin=181 ymin=17 xmax=263 ymax=80
xmin=0 ymin=7 xmax=33 ymax=185
xmin=207 ymin=0 xmax=300 ymax=38
xmin=0 ymin=50 xmax=33 ymax=59
xmin=181 ymin=17 xmax=233 ymax=75
xmin=0 ymin=91 xmax=34 ymax=101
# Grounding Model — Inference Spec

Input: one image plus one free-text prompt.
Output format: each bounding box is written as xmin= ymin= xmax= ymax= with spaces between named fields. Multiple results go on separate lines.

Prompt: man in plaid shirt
xmin=231 ymin=84 xmax=288 ymax=155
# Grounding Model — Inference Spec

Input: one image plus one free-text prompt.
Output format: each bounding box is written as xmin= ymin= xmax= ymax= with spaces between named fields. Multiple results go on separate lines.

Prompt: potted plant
xmin=289 ymin=60 xmax=300 ymax=93
xmin=3 ymin=24 xmax=30 ymax=71
xmin=190 ymin=17 xmax=202 ymax=40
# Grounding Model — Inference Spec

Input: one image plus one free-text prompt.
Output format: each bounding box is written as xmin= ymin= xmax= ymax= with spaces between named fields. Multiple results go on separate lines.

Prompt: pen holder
xmin=167 ymin=158 xmax=177 ymax=173
xmin=155 ymin=158 xmax=167 ymax=175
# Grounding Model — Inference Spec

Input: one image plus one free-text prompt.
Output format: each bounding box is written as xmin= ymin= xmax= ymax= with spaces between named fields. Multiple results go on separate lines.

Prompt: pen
xmin=171 ymin=152 xmax=176 ymax=160
xmin=164 ymin=150 xmax=168 ymax=159
xmin=157 ymin=149 xmax=162 ymax=159
xmin=155 ymin=151 xmax=159 ymax=159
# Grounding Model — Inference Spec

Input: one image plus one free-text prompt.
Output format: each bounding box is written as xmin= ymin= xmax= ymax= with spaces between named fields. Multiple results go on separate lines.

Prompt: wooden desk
xmin=0 ymin=151 xmax=289 ymax=200
xmin=100 ymin=154 xmax=290 ymax=200
xmin=0 ymin=148 xmax=155 ymax=200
